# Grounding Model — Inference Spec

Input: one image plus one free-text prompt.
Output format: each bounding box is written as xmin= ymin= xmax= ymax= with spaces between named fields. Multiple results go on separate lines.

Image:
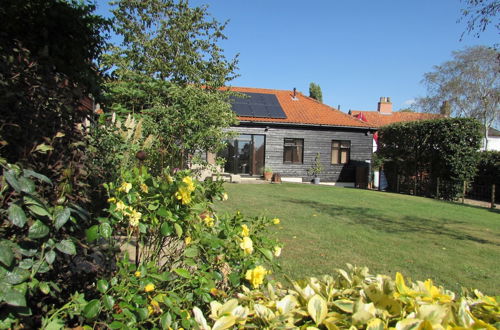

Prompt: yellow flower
xmin=140 ymin=183 xmax=148 ymax=193
xmin=185 ymin=236 xmax=192 ymax=245
xmin=175 ymin=186 xmax=192 ymax=205
xmin=148 ymin=305 xmax=153 ymax=315
xmin=118 ymin=182 xmax=132 ymax=193
xmin=135 ymin=271 xmax=141 ymax=277
xmin=144 ymin=283 xmax=155 ymax=292
xmin=203 ymin=216 xmax=214 ymax=227
xmin=115 ymin=200 xmax=127 ymax=212
xmin=240 ymin=236 xmax=254 ymax=255
xmin=273 ymin=246 xmax=282 ymax=257
xmin=241 ymin=224 xmax=250 ymax=237
xmin=107 ymin=197 xmax=116 ymax=203
xmin=245 ymin=266 xmax=268 ymax=288
xmin=150 ymin=300 xmax=162 ymax=314
xmin=272 ymin=217 xmax=280 ymax=225
xmin=222 ymin=192 xmax=228 ymax=201
xmin=182 ymin=176 xmax=195 ymax=192
xmin=128 ymin=209 xmax=142 ymax=227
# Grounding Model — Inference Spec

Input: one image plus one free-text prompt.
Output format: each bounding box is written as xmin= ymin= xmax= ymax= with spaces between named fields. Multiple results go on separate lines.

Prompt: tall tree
xmin=460 ymin=0 xmax=499 ymax=38
xmin=103 ymin=0 xmax=239 ymax=168
xmin=417 ymin=46 xmax=500 ymax=149
xmin=309 ymin=82 xmax=323 ymax=102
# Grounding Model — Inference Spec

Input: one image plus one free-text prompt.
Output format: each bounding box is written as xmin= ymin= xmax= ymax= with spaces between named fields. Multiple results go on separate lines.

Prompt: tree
xmin=309 ymin=82 xmax=323 ymax=102
xmin=103 ymin=0 xmax=239 ymax=169
xmin=417 ymin=46 xmax=500 ymax=149
xmin=460 ymin=0 xmax=499 ymax=38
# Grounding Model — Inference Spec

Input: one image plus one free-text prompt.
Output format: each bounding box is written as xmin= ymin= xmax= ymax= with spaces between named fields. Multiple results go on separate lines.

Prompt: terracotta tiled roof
xmin=349 ymin=110 xmax=442 ymax=127
xmin=225 ymin=86 xmax=371 ymax=128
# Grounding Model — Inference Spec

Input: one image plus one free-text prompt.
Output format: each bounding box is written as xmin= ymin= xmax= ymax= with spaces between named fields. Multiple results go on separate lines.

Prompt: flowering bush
xmin=79 ymin=167 xmax=281 ymax=328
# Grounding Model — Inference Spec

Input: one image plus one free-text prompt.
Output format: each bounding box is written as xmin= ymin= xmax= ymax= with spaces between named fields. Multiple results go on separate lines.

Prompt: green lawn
xmin=215 ymin=183 xmax=500 ymax=295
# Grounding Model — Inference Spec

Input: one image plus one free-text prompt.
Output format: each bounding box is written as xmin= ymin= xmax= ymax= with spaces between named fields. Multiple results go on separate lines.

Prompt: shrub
xmin=378 ymin=118 xmax=482 ymax=200
xmin=194 ymin=265 xmax=499 ymax=329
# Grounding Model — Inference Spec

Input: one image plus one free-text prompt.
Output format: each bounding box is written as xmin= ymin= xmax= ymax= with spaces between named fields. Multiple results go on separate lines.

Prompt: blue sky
xmin=94 ymin=0 xmax=498 ymax=113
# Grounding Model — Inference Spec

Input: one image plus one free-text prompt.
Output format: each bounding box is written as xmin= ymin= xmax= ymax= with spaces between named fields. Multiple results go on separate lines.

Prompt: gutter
xmin=237 ymin=120 xmax=377 ymax=131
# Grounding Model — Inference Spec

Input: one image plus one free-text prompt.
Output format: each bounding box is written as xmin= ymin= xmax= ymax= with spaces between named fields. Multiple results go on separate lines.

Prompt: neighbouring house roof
xmin=226 ymin=86 xmax=371 ymax=129
xmin=349 ymin=110 xmax=442 ymax=127
xmin=488 ymin=127 xmax=500 ymax=137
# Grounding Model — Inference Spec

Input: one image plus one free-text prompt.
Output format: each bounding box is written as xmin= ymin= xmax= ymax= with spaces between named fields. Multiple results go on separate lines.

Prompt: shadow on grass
xmin=283 ymin=198 xmax=500 ymax=246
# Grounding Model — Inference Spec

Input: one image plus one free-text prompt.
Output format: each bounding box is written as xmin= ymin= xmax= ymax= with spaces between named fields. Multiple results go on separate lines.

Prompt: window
xmin=283 ymin=138 xmax=304 ymax=163
xmin=331 ymin=140 xmax=350 ymax=164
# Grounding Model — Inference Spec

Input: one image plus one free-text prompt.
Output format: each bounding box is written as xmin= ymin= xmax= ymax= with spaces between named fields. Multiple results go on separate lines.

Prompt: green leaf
xmin=137 ymin=307 xmax=149 ymax=321
xmin=8 ymin=203 xmax=27 ymax=227
xmin=28 ymin=220 xmax=50 ymax=239
xmin=258 ymin=248 xmax=274 ymax=261
xmin=43 ymin=317 xmax=64 ymax=330
xmin=83 ymin=299 xmax=101 ymax=319
xmin=18 ymin=176 xmax=35 ymax=194
xmin=103 ymin=295 xmax=115 ymax=310
xmin=97 ymin=279 xmax=109 ymax=293
xmin=333 ymin=299 xmax=354 ymax=313
xmin=0 ymin=241 xmax=14 ymax=267
xmin=4 ymin=268 xmax=30 ymax=285
xmin=54 ymin=207 xmax=71 ymax=230
xmin=108 ymin=321 xmax=125 ymax=329
xmin=174 ymin=268 xmax=191 ymax=279
xmin=55 ymin=240 xmax=76 ymax=255
xmin=160 ymin=313 xmax=172 ymax=329
xmin=160 ymin=222 xmax=172 ymax=236
xmin=2 ymin=289 xmax=27 ymax=307
xmin=23 ymin=169 xmax=52 ymax=185
xmin=212 ymin=315 xmax=237 ymax=330
xmin=34 ymin=143 xmax=53 ymax=154
xmin=147 ymin=203 xmax=159 ymax=210
xmin=157 ymin=207 xmax=170 ymax=217
xmin=174 ymin=223 xmax=183 ymax=238
xmin=184 ymin=246 xmax=198 ymax=258
xmin=39 ymin=282 xmax=51 ymax=294
xmin=18 ymin=259 xmax=34 ymax=270
xmin=85 ymin=225 xmax=99 ymax=242
xmin=45 ymin=250 xmax=56 ymax=264
xmin=99 ymin=223 xmax=112 ymax=239
xmin=308 ymin=294 xmax=327 ymax=325
xmin=4 ymin=170 xmax=22 ymax=192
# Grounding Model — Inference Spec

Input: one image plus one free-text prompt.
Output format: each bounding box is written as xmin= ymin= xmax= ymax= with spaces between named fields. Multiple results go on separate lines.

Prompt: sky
xmin=94 ymin=0 xmax=498 ymax=113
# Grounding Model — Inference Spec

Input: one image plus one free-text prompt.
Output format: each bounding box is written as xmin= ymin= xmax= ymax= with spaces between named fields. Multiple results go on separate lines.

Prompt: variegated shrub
xmin=194 ymin=264 xmax=499 ymax=329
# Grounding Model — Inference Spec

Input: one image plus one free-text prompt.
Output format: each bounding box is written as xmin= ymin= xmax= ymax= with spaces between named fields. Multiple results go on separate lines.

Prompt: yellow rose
xmin=118 ymin=182 xmax=132 ymax=193
xmin=182 ymin=176 xmax=195 ymax=192
xmin=272 ymin=217 xmax=280 ymax=225
xmin=245 ymin=266 xmax=267 ymax=288
xmin=240 ymin=224 xmax=250 ymax=237
xmin=185 ymin=236 xmax=192 ymax=245
xmin=140 ymin=183 xmax=148 ymax=193
xmin=128 ymin=209 xmax=142 ymax=227
xmin=144 ymin=283 xmax=155 ymax=292
xmin=175 ymin=186 xmax=192 ymax=205
xmin=239 ymin=236 xmax=253 ymax=255
xmin=115 ymin=200 xmax=127 ymax=212
xmin=135 ymin=271 xmax=141 ymax=277
xmin=273 ymin=246 xmax=282 ymax=257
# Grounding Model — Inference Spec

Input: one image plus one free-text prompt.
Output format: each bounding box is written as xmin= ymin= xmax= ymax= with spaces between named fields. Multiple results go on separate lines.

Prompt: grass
xmin=215 ymin=183 xmax=500 ymax=295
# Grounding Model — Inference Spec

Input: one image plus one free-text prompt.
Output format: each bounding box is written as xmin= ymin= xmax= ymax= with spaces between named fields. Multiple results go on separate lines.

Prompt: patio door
xmin=222 ymin=134 xmax=265 ymax=175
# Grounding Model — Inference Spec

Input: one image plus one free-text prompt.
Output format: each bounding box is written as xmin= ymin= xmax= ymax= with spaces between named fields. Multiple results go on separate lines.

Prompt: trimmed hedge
xmin=377 ymin=118 xmax=482 ymax=200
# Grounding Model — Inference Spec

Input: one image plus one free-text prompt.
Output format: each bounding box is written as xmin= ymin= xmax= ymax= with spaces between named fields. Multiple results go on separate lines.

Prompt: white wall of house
xmin=482 ymin=137 xmax=500 ymax=151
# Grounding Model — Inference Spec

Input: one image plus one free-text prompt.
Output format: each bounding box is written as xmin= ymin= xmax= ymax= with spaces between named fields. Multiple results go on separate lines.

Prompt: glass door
xmin=221 ymin=134 xmax=265 ymax=175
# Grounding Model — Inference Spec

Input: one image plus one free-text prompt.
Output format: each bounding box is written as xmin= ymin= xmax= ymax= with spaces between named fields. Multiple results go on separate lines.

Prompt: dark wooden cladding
xmin=229 ymin=123 xmax=373 ymax=182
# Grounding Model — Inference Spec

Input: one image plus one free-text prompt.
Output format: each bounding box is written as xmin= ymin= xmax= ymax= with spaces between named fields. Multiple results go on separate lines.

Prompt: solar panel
xmin=230 ymin=92 xmax=287 ymax=119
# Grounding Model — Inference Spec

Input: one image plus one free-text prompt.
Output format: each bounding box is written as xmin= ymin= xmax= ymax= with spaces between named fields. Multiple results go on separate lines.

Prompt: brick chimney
xmin=377 ymin=97 xmax=392 ymax=114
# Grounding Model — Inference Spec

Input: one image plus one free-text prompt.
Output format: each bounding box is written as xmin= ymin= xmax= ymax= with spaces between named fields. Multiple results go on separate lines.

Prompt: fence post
xmin=462 ymin=181 xmax=466 ymax=204
xmin=436 ymin=177 xmax=440 ymax=199
xmin=491 ymin=184 xmax=496 ymax=209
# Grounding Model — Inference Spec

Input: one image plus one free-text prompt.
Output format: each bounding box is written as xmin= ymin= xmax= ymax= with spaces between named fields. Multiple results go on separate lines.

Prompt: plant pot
xmin=263 ymin=171 xmax=273 ymax=181
xmin=313 ymin=177 xmax=321 ymax=184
